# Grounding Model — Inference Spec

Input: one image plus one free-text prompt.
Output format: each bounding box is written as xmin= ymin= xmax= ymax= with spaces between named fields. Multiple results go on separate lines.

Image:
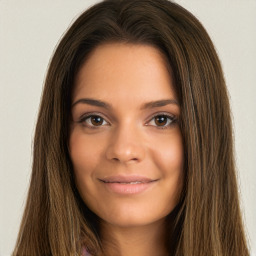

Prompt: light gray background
xmin=0 ymin=1 xmax=255 ymax=255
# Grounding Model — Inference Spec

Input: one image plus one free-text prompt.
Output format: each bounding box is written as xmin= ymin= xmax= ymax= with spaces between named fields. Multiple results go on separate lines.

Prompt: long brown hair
xmin=13 ymin=0 xmax=249 ymax=255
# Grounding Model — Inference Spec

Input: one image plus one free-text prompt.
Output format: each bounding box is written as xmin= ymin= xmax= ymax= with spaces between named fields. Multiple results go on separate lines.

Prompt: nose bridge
xmin=105 ymin=121 xmax=145 ymax=163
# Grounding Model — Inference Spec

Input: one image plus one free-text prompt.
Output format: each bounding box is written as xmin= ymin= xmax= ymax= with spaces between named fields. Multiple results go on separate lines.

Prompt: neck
xmin=99 ymin=219 xmax=168 ymax=256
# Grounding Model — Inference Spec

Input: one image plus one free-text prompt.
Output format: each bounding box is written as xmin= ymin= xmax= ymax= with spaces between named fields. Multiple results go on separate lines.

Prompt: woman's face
xmin=69 ymin=43 xmax=183 ymax=228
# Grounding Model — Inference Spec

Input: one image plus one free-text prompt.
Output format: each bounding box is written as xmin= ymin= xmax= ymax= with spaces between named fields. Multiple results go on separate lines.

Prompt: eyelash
xmin=77 ymin=112 xmax=177 ymax=130
xmin=147 ymin=113 xmax=177 ymax=129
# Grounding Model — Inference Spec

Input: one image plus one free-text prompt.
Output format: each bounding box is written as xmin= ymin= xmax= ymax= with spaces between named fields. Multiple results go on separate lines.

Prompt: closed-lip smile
xmin=98 ymin=175 xmax=158 ymax=195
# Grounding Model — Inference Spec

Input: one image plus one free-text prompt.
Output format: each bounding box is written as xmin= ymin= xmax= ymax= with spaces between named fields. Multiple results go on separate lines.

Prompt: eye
xmin=79 ymin=114 xmax=109 ymax=127
xmin=147 ymin=114 xmax=176 ymax=129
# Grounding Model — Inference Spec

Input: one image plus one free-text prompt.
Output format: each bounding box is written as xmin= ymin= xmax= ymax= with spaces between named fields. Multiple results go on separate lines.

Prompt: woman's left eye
xmin=147 ymin=114 xmax=176 ymax=128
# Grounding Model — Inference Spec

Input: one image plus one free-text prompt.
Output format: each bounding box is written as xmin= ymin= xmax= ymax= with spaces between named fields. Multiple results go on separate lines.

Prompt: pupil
xmin=156 ymin=116 xmax=167 ymax=126
xmin=91 ymin=116 xmax=103 ymax=126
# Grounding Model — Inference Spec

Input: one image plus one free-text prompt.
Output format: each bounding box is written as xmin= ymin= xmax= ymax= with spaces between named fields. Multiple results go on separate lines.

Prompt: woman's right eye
xmin=79 ymin=115 xmax=109 ymax=127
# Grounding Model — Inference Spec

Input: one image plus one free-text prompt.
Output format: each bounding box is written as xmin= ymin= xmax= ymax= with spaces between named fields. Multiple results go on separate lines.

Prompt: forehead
xmin=73 ymin=43 xmax=177 ymax=104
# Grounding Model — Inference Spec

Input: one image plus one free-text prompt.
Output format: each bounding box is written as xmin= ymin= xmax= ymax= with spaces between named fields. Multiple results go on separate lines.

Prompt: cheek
xmin=69 ymin=130 xmax=106 ymax=209
xmin=69 ymin=130 xmax=101 ymax=172
xmin=151 ymin=131 xmax=184 ymax=176
xmin=149 ymin=130 xmax=184 ymax=203
xmin=69 ymin=130 xmax=105 ymax=195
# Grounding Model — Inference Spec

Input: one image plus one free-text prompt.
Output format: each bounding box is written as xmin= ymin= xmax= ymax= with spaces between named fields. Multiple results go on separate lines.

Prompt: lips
xmin=98 ymin=175 xmax=158 ymax=195
xmin=99 ymin=175 xmax=156 ymax=183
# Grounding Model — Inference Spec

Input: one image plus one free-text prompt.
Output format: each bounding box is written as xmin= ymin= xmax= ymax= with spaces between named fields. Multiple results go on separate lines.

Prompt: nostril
xmin=112 ymin=157 xmax=138 ymax=162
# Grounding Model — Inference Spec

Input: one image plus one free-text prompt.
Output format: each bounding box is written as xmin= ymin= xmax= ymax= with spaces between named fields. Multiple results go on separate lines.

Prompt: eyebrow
xmin=141 ymin=99 xmax=179 ymax=109
xmin=71 ymin=98 xmax=179 ymax=109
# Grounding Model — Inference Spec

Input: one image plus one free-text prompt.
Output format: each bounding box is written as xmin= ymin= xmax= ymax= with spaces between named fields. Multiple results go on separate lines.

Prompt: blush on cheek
xmin=154 ymin=148 xmax=183 ymax=175
xmin=70 ymin=134 xmax=97 ymax=170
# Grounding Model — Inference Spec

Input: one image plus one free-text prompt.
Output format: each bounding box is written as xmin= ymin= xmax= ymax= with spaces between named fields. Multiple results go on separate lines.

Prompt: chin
xmin=92 ymin=201 xmax=175 ymax=228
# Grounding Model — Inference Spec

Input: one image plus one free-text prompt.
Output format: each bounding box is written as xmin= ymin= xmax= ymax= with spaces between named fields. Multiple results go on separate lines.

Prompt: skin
xmin=69 ymin=43 xmax=184 ymax=256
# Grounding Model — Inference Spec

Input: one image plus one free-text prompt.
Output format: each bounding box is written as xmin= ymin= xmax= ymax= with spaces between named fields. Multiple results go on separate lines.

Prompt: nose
xmin=105 ymin=124 xmax=145 ymax=164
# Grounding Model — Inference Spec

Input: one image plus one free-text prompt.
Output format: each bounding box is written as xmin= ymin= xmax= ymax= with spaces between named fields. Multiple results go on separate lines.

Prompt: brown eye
xmin=154 ymin=116 xmax=168 ymax=126
xmin=80 ymin=115 xmax=108 ymax=127
xmin=90 ymin=116 xmax=104 ymax=126
xmin=147 ymin=114 xmax=176 ymax=129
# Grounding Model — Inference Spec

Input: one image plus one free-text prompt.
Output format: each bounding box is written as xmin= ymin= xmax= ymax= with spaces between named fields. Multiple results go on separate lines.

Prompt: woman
xmin=13 ymin=0 xmax=249 ymax=255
